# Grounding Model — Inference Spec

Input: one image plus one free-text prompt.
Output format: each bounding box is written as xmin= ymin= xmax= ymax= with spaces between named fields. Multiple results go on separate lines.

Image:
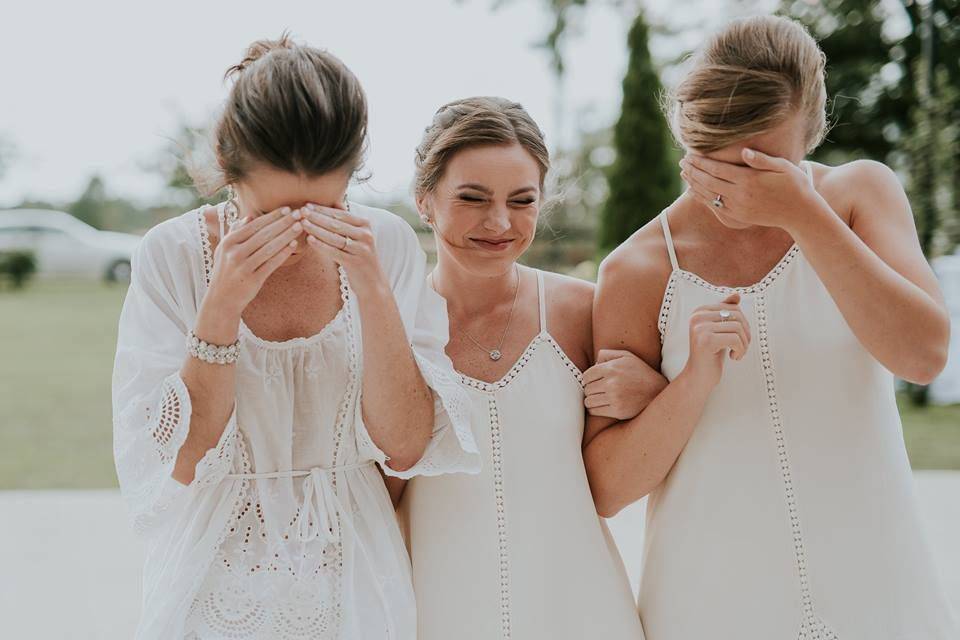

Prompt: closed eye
xmin=459 ymin=194 xmax=486 ymax=203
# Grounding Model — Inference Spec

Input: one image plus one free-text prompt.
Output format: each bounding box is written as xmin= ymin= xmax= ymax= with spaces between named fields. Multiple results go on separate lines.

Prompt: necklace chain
xmin=434 ymin=265 xmax=521 ymax=362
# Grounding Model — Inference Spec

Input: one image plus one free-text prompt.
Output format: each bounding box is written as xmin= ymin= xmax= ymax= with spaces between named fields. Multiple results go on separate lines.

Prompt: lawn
xmin=1 ymin=279 xmax=959 ymax=489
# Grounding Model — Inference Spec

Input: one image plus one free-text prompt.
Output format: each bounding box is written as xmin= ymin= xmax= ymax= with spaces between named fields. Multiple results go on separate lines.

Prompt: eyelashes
xmin=456 ymin=194 xmax=536 ymax=206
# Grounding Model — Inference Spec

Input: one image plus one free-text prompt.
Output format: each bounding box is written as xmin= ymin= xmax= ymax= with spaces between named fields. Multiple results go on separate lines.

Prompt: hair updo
xmin=664 ymin=15 xmax=828 ymax=154
xmin=190 ymin=33 xmax=368 ymax=195
xmin=414 ymin=96 xmax=550 ymax=200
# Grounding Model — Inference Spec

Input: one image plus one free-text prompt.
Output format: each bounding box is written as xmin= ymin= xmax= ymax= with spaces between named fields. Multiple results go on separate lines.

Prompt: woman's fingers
xmin=584 ymin=392 xmax=610 ymax=410
xmin=226 ymin=208 xmax=290 ymax=244
xmin=682 ymin=163 xmax=731 ymax=200
xmin=248 ymin=221 xmax=304 ymax=268
xmin=709 ymin=332 xmax=747 ymax=360
xmin=239 ymin=212 xmax=300 ymax=257
xmin=254 ymin=240 xmax=298 ymax=279
xmin=302 ymin=218 xmax=350 ymax=250
xmin=303 ymin=208 xmax=366 ymax=240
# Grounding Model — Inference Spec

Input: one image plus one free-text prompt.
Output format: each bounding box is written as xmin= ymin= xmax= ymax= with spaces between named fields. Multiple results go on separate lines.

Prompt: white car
xmin=0 ymin=209 xmax=141 ymax=281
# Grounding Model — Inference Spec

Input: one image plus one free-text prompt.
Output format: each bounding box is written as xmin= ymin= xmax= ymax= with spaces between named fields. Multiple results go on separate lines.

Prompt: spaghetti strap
xmin=659 ymin=212 xmax=680 ymax=270
xmin=801 ymin=160 xmax=814 ymax=185
xmin=536 ymin=269 xmax=547 ymax=334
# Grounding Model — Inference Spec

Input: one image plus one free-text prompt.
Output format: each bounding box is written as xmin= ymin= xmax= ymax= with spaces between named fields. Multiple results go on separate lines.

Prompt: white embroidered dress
xmin=112 ymin=202 xmax=479 ymax=640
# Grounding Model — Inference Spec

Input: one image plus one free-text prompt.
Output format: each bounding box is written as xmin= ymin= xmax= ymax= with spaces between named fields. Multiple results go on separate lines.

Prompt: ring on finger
xmin=718 ymin=310 xmax=732 ymax=321
xmin=341 ymin=235 xmax=350 ymax=251
xmin=712 ymin=194 xmax=724 ymax=208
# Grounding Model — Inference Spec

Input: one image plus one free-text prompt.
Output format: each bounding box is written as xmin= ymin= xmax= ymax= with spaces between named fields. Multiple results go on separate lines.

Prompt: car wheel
xmin=106 ymin=259 xmax=132 ymax=283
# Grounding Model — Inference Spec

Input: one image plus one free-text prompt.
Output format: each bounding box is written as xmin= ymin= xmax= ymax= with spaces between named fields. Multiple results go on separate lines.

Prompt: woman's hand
xmin=206 ymin=207 xmax=303 ymax=317
xmin=583 ymin=349 xmax=668 ymax=420
xmin=680 ymin=149 xmax=821 ymax=232
xmin=681 ymin=293 xmax=751 ymax=389
xmin=301 ymin=203 xmax=389 ymax=300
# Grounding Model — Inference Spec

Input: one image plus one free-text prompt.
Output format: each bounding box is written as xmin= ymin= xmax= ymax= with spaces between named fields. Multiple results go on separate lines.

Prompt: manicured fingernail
xmin=743 ymin=148 xmax=755 ymax=160
xmin=292 ymin=222 xmax=302 ymax=232
xmin=290 ymin=209 xmax=302 ymax=220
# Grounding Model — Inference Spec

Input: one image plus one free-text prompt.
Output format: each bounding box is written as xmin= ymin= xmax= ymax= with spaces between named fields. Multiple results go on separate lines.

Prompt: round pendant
xmin=489 ymin=350 xmax=502 ymax=361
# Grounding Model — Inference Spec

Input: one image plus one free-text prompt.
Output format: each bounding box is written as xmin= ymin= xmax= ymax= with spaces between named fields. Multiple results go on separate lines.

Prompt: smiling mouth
xmin=470 ymin=238 xmax=516 ymax=250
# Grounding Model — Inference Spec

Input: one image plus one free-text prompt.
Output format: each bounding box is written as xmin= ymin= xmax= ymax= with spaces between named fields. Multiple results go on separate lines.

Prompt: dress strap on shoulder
xmin=801 ymin=160 xmax=814 ymax=185
xmin=535 ymin=268 xmax=547 ymax=334
xmin=659 ymin=211 xmax=680 ymax=270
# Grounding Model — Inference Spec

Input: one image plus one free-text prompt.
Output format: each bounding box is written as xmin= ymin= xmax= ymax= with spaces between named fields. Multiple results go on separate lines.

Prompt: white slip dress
xmin=400 ymin=270 xmax=646 ymax=640
xmin=640 ymin=163 xmax=959 ymax=639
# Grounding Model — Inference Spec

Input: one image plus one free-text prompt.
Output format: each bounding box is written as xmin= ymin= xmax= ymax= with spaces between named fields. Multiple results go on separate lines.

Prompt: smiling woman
xmin=398 ymin=96 xmax=660 ymax=640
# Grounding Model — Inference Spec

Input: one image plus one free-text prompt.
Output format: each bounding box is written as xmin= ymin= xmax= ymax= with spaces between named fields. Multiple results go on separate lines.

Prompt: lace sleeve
xmin=354 ymin=214 xmax=480 ymax=478
xmin=112 ymin=223 xmax=237 ymax=537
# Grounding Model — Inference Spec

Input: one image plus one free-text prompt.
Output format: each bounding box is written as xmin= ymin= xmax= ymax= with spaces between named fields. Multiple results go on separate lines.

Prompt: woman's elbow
xmin=903 ymin=318 xmax=951 ymax=384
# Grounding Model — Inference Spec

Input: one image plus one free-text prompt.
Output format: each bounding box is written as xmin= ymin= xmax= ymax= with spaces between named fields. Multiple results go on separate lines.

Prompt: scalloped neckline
xmin=195 ymin=206 xmax=349 ymax=350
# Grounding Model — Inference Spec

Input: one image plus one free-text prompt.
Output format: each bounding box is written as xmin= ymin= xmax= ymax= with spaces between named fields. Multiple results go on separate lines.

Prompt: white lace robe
xmin=112 ymin=203 xmax=479 ymax=639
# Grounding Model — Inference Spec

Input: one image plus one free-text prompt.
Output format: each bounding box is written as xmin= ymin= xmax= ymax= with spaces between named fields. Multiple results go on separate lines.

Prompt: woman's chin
xmin=712 ymin=210 xmax=752 ymax=230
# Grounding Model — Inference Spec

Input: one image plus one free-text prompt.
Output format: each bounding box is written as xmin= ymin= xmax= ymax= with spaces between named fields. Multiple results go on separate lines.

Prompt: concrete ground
xmin=2 ymin=471 xmax=958 ymax=638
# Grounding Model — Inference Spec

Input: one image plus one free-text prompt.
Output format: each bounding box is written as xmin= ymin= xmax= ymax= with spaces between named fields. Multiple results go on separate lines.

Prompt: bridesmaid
xmin=397 ymin=97 xmax=665 ymax=639
xmin=585 ymin=15 xmax=958 ymax=640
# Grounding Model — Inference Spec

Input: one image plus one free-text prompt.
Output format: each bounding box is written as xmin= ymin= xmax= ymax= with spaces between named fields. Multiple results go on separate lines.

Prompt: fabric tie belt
xmin=225 ymin=461 xmax=375 ymax=544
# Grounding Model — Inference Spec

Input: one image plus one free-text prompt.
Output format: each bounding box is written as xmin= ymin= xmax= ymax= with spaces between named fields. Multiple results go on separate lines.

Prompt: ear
xmin=741 ymin=148 xmax=792 ymax=172
xmin=416 ymin=194 xmax=434 ymax=225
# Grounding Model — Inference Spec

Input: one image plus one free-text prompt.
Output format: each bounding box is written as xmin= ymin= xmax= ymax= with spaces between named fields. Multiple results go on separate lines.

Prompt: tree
xmin=598 ymin=11 xmax=681 ymax=254
xmin=68 ymin=175 xmax=107 ymax=229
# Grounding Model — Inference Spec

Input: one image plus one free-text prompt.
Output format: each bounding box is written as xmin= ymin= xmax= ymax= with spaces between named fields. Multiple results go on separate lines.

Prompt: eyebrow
xmin=455 ymin=183 xmax=538 ymax=197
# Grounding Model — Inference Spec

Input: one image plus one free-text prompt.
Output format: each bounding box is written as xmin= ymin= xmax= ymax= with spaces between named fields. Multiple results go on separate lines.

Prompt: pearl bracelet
xmin=187 ymin=330 xmax=241 ymax=365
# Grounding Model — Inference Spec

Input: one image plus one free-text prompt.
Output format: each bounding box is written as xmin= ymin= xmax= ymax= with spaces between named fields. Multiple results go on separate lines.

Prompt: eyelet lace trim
xmin=657 ymin=271 xmax=679 ymax=344
xmin=197 ymin=207 xmax=214 ymax=287
xmin=459 ymin=332 xmax=583 ymax=393
xmin=756 ymin=294 xmax=838 ymax=640
xmin=677 ymin=244 xmax=800 ymax=295
xmin=488 ymin=397 xmax=512 ymax=639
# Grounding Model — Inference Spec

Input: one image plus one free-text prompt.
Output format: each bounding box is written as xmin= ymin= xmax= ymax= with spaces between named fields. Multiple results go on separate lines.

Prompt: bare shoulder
xmin=811 ymin=159 xmax=908 ymax=226
xmin=595 ymin=216 xmax=675 ymax=365
xmin=598 ymin=216 xmax=673 ymax=303
xmin=539 ymin=269 xmax=595 ymax=370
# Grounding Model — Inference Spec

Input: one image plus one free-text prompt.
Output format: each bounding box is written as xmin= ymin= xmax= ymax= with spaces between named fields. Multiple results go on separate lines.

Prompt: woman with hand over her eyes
xmin=398 ymin=97 xmax=664 ymax=640
xmin=584 ymin=15 xmax=957 ymax=640
xmin=112 ymin=36 xmax=478 ymax=640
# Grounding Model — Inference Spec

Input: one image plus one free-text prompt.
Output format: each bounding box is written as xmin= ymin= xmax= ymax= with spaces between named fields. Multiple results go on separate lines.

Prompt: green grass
xmin=0 ymin=279 xmax=958 ymax=489
xmin=0 ymin=279 xmax=128 ymax=488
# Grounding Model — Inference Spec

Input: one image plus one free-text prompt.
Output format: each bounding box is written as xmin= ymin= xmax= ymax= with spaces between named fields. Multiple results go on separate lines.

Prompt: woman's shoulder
xmin=136 ymin=208 xmax=204 ymax=269
xmin=810 ymin=159 xmax=905 ymax=222
xmin=349 ymin=202 xmax=419 ymax=243
xmin=598 ymin=213 xmax=674 ymax=295
xmin=540 ymin=268 xmax=594 ymax=324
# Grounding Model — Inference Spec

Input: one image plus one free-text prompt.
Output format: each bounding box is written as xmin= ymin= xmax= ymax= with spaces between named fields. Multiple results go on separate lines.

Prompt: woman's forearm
xmin=789 ymin=197 xmax=950 ymax=383
xmin=173 ymin=294 xmax=241 ymax=484
xmin=357 ymin=283 xmax=434 ymax=471
xmin=584 ymin=367 xmax=714 ymax=517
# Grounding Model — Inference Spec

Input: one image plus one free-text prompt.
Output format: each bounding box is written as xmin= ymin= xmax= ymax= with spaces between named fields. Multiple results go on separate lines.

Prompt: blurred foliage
xmin=0 ymin=251 xmax=37 ymax=289
xmin=783 ymin=0 xmax=960 ymax=256
xmin=599 ymin=11 xmax=681 ymax=255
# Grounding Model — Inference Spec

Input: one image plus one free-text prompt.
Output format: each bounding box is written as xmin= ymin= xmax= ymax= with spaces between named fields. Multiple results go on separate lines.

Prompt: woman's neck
xmin=431 ymin=252 xmax=521 ymax=318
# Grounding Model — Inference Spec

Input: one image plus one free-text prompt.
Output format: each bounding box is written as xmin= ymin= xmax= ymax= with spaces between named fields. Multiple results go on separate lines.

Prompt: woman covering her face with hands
xmin=585 ymin=15 xmax=956 ymax=640
xmin=112 ymin=35 xmax=477 ymax=640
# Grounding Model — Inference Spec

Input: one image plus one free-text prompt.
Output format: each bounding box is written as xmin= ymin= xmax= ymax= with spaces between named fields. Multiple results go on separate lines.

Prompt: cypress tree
xmin=598 ymin=11 xmax=681 ymax=255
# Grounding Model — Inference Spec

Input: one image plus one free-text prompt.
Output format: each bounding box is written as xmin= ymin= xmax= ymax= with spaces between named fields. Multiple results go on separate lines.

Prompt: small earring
xmin=419 ymin=214 xmax=432 ymax=225
xmin=224 ymin=185 xmax=240 ymax=229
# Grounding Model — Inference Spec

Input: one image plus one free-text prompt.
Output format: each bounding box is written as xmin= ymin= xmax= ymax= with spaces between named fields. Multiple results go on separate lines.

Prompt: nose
xmin=482 ymin=203 xmax=511 ymax=235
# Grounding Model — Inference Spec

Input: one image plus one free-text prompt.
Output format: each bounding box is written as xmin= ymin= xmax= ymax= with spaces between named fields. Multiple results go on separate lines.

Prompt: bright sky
xmin=0 ymin=0 xmax=737 ymax=207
